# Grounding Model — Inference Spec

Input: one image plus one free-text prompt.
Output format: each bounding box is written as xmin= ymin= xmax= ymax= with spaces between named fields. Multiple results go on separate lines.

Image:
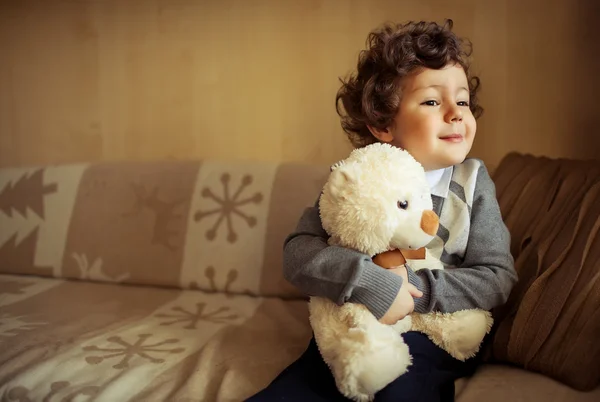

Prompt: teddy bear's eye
xmin=397 ymin=200 xmax=409 ymax=210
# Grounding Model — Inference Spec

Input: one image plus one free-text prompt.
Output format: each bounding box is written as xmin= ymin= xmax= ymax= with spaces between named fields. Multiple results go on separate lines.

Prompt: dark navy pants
xmin=247 ymin=331 xmax=481 ymax=402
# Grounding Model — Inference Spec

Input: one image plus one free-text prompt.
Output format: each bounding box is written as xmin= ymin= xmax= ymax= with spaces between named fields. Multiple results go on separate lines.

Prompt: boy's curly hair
xmin=336 ymin=19 xmax=483 ymax=148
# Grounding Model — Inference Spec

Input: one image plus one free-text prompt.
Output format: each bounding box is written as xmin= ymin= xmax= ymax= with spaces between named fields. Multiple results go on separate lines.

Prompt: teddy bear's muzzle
xmin=421 ymin=210 xmax=440 ymax=236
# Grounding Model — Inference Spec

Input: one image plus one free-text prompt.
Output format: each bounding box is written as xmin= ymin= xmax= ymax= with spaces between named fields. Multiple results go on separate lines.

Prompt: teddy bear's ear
xmin=327 ymin=166 xmax=355 ymax=201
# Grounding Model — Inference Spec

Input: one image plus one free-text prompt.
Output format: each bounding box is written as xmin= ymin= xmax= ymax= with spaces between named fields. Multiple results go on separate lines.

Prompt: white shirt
xmin=426 ymin=167 xmax=453 ymax=198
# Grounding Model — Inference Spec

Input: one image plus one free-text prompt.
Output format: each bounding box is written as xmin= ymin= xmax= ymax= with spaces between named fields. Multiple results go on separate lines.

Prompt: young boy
xmin=249 ymin=20 xmax=517 ymax=402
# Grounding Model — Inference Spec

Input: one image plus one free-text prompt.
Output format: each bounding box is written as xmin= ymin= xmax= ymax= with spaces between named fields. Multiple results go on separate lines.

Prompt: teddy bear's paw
xmin=391 ymin=316 xmax=412 ymax=334
xmin=334 ymin=332 xmax=412 ymax=401
xmin=436 ymin=309 xmax=493 ymax=361
xmin=339 ymin=389 xmax=373 ymax=402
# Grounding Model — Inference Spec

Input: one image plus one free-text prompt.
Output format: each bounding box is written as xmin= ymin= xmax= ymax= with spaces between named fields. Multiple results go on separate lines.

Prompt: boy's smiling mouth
xmin=439 ymin=134 xmax=463 ymax=143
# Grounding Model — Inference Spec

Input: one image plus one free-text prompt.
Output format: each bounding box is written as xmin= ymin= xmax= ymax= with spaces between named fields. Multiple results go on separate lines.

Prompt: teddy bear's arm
xmin=283 ymin=201 xmax=403 ymax=320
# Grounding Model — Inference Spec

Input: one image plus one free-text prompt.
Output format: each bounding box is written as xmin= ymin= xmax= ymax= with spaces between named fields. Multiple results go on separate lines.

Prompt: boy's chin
xmin=425 ymin=156 xmax=467 ymax=171
xmin=444 ymin=150 xmax=470 ymax=165
xmin=449 ymin=154 xmax=468 ymax=164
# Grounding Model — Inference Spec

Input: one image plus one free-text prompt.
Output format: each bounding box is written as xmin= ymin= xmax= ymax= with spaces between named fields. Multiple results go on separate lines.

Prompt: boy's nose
xmin=446 ymin=106 xmax=463 ymax=123
xmin=420 ymin=210 xmax=439 ymax=236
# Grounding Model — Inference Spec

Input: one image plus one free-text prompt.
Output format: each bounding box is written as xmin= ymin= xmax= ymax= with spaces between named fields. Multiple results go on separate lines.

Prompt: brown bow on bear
xmin=373 ymin=247 xmax=426 ymax=269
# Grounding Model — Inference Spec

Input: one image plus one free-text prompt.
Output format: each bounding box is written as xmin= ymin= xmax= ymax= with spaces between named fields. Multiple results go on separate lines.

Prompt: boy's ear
xmin=367 ymin=125 xmax=394 ymax=143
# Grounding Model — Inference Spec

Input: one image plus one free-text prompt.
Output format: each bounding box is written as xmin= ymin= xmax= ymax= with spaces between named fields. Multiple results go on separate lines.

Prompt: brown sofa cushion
xmin=487 ymin=153 xmax=600 ymax=391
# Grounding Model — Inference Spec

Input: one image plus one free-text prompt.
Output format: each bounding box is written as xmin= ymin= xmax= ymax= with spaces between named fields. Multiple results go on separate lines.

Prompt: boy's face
xmin=370 ymin=64 xmax=476 ymax=171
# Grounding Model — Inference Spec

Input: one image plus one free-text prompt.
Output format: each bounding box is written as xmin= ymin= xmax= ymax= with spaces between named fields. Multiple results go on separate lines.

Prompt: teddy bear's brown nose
xmin=421 ymin=210 xmax=439 ymax=236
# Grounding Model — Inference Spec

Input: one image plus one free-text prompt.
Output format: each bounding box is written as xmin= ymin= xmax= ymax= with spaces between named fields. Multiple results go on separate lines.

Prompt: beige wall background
xmin=1 ymin=0 xmax=598 ymax=170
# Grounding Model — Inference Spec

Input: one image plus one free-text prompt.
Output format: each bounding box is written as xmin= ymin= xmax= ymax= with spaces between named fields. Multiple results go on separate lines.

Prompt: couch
xmin=0 ymin=152 xmax=598 ymax=401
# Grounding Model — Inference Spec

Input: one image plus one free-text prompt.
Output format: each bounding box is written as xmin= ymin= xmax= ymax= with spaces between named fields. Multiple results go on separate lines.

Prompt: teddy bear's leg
xmin=410 ymin=309 xmax=493 ymax=361
xmin=309 ymin=297 xmax=413 ymax=402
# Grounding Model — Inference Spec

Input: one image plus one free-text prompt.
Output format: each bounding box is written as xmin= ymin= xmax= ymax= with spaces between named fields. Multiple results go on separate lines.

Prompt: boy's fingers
xmin=407 ymin=284 xmax=423 ymax=298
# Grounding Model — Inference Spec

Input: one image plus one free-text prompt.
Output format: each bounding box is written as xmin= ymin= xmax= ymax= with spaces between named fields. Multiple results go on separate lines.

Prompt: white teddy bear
xmin=309 ymin=143 xmax=492 ymax=402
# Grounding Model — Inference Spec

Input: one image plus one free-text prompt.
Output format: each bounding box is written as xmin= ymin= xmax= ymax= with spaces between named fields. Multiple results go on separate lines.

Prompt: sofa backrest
xmin=489 ymin=152 xmax=600 ymax=391
xmin=0 ymin=159 xmax=329 ymax=299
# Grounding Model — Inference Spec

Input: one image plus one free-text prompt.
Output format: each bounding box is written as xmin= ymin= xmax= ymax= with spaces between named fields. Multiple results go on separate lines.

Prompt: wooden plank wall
xmin=0 ymin=0 xmax=598 ymax=169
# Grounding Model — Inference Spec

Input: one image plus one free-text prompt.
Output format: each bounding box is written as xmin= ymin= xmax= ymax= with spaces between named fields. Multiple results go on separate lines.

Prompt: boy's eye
xmin=422 ymin=100 xmax=439 ymax=106
xmin=457 ymin=101 xmax=470 ymax=107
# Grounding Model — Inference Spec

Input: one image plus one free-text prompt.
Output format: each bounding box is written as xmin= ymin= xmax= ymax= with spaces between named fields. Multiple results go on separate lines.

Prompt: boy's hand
xmin=388 ymin=264 xmax=410 ymax=284
xmin=389 ymin=264 xmax=422 ymax=299
xmin=378 ymin=265 xmax=423 ymax=325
